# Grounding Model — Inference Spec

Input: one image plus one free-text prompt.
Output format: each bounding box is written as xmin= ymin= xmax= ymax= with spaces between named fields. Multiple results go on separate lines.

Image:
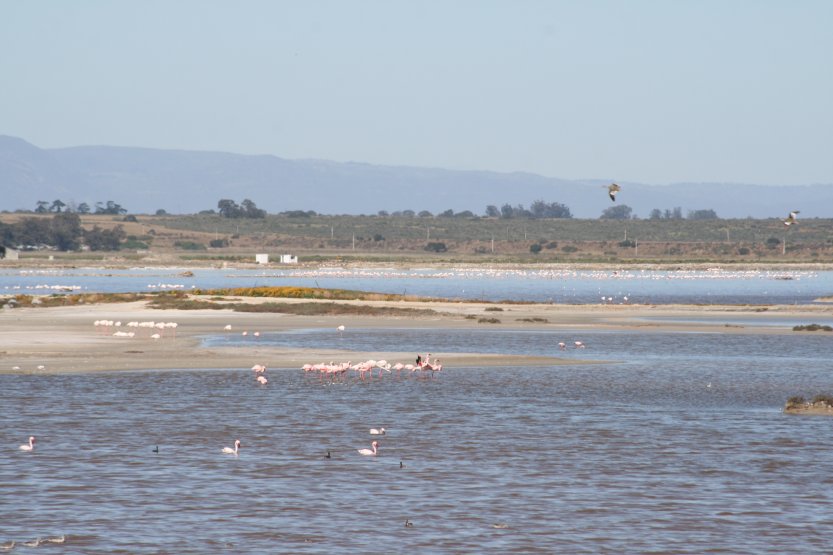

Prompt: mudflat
xmin=2 ymin=295 xmax=831 ymax=374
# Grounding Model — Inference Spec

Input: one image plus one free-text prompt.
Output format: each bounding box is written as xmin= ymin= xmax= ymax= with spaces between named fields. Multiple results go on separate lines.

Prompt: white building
xmin=255 ymin=253 xmax=270 ymax=264
xmin=279 ymin=254 xmax=298 ymax=264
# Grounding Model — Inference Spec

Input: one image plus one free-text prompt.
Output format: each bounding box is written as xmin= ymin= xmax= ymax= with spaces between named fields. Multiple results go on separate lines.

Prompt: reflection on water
xmin=2 ymin=331 xmax=833 ymax=553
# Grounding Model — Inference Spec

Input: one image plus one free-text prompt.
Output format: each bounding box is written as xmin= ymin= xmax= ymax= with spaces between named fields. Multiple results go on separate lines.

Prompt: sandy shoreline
xmin=2 ymin=294 xmax=832 ymax=374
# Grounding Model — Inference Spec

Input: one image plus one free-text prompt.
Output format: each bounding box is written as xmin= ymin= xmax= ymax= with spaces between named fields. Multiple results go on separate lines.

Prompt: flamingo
xmin=222 ymin=439 xmax=241 ymax=455
xmin=256 ymin=375 xmax=268 ymax=385
xmin=370 ymin=427 xmax=386 ymax=435
xmin=337 ymin=325 xmax=345 ymax=335
xmin=252 ymin=364 xmax=266 ymax=373
xmin=224 ymin=324 xmax=232 ymax=330
xmin=19 ymin=436 xmax=35 ymax=451
xmin=558 ymin=342 xmax=566 ymax=350
xmin=357 ymin=441 xmax=379 ymax=456
xmin=574 ymin=341 xmax=585 ymax=349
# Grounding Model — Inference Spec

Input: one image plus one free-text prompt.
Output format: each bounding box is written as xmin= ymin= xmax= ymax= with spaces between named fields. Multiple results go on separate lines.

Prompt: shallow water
xmin=3 ymin=331 xmax=833 ymax=553
xmin=2 ymin=266 xmax=832 ymax=304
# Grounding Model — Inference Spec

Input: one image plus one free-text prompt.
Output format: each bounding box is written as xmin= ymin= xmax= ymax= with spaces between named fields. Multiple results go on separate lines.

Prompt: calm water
xmin=2 ymin=266 xmax=833 ymax=304
xmin=3 ymin=331 xmax=833 ymax=553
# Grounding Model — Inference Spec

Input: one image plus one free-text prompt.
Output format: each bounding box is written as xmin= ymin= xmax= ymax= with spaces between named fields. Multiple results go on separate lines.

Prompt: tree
xmin=688 ymin=209 xmax=719 ymax=220
xmin=485 ymin=205 xmax=500 ymax=218
xmin=217 ymin=199 xmax=240 ymax=218
xmin=50 ymin=199 xmax=66 ymax=213
xmin=530 ymin=243 xmax=542 ymax=254
xmin=500 ymin=203 xmax=515 ymax=219
xmin=649 ymin=208 xmax=663 ymax=220
xmin=600 ymin=205 xmax=634 ymax=220
xmin=50 ymin=212 xmax=82 ymax=251
xmin=418 ymin=210 xmax=433 ymax=218
xmin=241 ymin=199 xmax=266 ymax=218
xmin=155 ymin=209 xmax=168 ymax=216
xmin=77 ymin=203 xmax=91 ymax=214
xmin=35 ymin=201 xmax=49 ymax=214
xmin=438 ymin=209 xmax=455 ymax=218
xmin=84 ymin=224 xmax=126 ymax=251
xmin=377 ymin=210 xmax=389 ymax=217
xmin=95 ymin=200 xmax=127 ymax=215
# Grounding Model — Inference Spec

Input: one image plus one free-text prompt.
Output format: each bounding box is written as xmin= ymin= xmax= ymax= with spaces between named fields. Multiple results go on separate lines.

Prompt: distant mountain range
xmin=1 ymin=135 xmax=830 ymax=218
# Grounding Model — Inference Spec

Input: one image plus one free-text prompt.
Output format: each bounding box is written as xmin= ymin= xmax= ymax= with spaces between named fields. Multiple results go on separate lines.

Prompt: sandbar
xmin=1 ymin=296 xmax=832 ymax=374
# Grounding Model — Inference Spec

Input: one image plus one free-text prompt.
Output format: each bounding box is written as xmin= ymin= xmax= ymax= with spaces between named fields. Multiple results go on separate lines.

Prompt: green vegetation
xmin=192 ymin=286 xmax=430 ymax=302
xmin=478 ymin=317 xmax=501 ymax=324
xmin=792 ymin=323 xmax=833 ymax=332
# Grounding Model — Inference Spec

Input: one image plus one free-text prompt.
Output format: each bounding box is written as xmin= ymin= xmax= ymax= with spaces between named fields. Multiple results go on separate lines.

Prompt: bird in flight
xmin=607 ymin=183 xmax=621 ymax=202
xmin=783 ymin=210 xmax=799 ymax=226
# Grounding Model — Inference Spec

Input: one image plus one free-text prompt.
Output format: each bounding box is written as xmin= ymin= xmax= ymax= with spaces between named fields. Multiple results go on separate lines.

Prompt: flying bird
xmin=783 ymin=210 xmax=799 ymax=226
xmin=607 ymin=183 xmax=621 ymax=202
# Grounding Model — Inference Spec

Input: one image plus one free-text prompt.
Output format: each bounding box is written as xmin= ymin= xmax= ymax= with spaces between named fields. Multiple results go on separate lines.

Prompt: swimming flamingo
xmin=256 ymin=375 xmax=268 ymax=385
xmin=370 ymin=427 xmax=386 ymax=435
xmin=357 ymin=441 xmax=379 ymax=456
xmin=19 ymin=436 xmax=35 ymax=451
xmin=222 ymin=439 xmax=241 ymax=455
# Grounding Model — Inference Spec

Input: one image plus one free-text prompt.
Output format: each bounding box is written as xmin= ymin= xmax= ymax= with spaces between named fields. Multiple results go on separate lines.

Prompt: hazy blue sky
xmin=2 ymin=1 xmax=831 ymax=185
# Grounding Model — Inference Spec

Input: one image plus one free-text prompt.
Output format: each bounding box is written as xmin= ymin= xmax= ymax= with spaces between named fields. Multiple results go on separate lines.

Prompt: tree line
xmin=22 ymin=197 xmax=720 ymax=221
xmin=1 ymin=213 xmax=125 ymax=251
xmin=34 ymin=199 xmax=128 ymax=215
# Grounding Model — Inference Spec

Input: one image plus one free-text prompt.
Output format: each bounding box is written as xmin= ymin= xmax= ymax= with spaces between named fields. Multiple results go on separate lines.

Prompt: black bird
xmin=400 ymin=460 xmax=404 ymax=468
xmin=153 ymin=445 xmax=159 ymax=453
xmin=325 ymin=451 xmax=331 ymax=459
xmin=404 ymin=519 xmax=414 ymax=528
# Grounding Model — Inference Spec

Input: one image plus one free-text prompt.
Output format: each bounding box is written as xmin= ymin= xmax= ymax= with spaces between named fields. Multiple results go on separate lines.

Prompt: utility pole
xmin=352 ymin=233 xmax=355 ymax=250
xmin=426 ymin=227 xmax=430 ymax=240
xmin=491 ymin=237 xmax=494 ymax=253
xmin=635 ymin=239 xmax=638 ymax=257
xmin=331 ymin=226 xmax=334 ymax=239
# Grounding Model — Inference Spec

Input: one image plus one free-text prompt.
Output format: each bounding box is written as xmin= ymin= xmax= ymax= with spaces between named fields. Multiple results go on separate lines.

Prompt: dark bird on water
xmin=404 ymin=519 xmax=414 ymax=528
xmin=153 ymin=445 xmax=159 ymax=453
xmin=326 ymin=451 xmax=331 ymax=459
xmin=400 ymin=460 xmax=404 ymax=468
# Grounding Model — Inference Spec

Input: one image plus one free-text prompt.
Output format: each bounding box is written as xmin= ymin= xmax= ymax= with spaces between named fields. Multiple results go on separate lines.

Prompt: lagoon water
xmin=3 ymin=326 xmax=833 ymax=553
xmin=2 ymin=266 xmax=833 ymax=304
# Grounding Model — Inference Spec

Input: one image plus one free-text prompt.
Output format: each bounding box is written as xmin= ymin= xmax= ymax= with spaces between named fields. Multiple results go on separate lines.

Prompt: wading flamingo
xmin=19 ymin=436 xmax=35 ymax=451
xmin=222 ymin=439 xmax=241 ymax=455
xmin=358 ymin=441 xmax=379 ymax=456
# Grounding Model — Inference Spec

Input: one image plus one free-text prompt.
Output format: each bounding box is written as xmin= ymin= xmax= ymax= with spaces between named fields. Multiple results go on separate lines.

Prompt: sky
xmin=1 ymin=0 xmax=831 ymax=186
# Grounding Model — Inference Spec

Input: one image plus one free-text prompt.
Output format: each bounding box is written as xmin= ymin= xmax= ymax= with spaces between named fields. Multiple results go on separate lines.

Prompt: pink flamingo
xmin=19 ymin=436 xmax=35 ymax=451
xmin=574 ymin=341 xmax=585 ymax=349
xmin=558 ymin=342 xmax=566 ymax=350
xmin=252 ymin=364 xmax=266 ymax=373
xmin=256 ymin=375 xmax=268 ymax=385
xmin=222 ymin=439 xmax=241 ymax=455
xmin=357 ymin=441 xmax=379 ymax=456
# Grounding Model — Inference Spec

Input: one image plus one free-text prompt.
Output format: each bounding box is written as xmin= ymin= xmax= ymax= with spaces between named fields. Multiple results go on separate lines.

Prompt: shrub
xmin=477 ymin=317 xmax=501 ymax=324
xmin=793 ymin=323 xmax=833 ymax=332
xmin=425 ymin=242 xmax=448 ymax=252
xmin=529 ymin=243 xmax=542 ymax=254
xmin=174 ymin=241 xmax=206 ymax=250
xmin=485 ymin=307 xmax=504 ymax=312
xmin=812 ymin=394 xmax=833 ymax=406
xmin=738 ymin=247 xmax=750 ymax=255
xmin=561 ymin=245 xmax=578 ymax=253
xmin=210 ymin=239 xmax=229 ymax=248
